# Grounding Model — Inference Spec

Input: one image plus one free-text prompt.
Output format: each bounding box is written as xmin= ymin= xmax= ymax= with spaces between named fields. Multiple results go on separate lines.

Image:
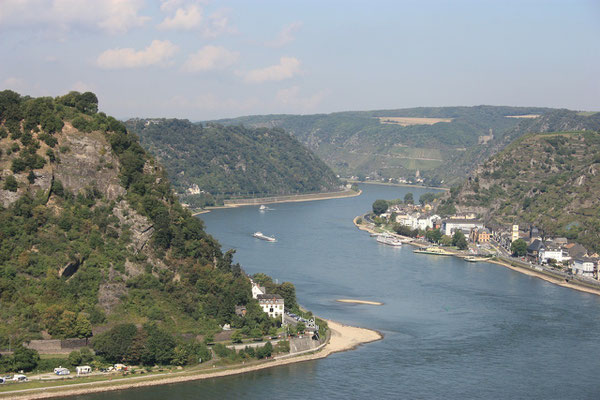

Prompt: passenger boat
xmin=376 ymin=234 xmax=403 ymax=247
xmin=252 ymin=232 xmax=276 ymax=242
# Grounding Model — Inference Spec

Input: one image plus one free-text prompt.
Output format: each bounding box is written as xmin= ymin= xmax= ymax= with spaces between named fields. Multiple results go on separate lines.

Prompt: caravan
xmin=76 ymin=366 xmax=92 ymax=375
xmin=54 ymin=367 xmax=70 ymax=375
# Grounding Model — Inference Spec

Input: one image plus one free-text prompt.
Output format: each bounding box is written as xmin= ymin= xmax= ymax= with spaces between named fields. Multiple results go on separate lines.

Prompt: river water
xmin=75 ymin=184 xmax=600 ymax=399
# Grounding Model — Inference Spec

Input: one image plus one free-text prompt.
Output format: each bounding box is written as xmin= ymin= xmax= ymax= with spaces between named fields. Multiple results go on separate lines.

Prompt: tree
xmin=404 ymin=192 xmax=414 ymax=204
xmin=231 ymin=330 xmax=243 ymax=344
xmin=419 ymin=192 xmax=437 ymax=205
xmin=3 ymin=175 xmax=18 ymax=192
xmin=92 ymin=323 xmax=137 ymax=363
xmin=68 ymin=350 xmax=82 ymax=367
xmin=142 ymin=324 xmax=176 ymax=365
xmin=272 ymin=281 xmax=297 ymax=311
xmin=372 ymin=199 xmax=388 ymax=216
xmin=511 ymin=239 xmax=528 ymax=257
xmin=452 ymin=231 xmax=468 ymax=250
xmin=250 ymin=328 xmax=263 ymax=341
xmin=296 ymin=322 xmax=306 ymax=333
xmin=27 ymin=170 xmax=36 ymax=184
xmin=11 ymin=345 xmax=40 ymax=372
xmin=425 ymin=229 xmax=442 ymax=243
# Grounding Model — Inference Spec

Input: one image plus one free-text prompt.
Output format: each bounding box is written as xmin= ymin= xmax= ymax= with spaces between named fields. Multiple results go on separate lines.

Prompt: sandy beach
xmin=2 ymin=320 xmax=381 ymax=400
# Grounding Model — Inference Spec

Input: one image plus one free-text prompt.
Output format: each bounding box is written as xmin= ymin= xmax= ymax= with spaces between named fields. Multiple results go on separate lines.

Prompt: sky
xmin=1 ymin=0 xmax=599 ymax=120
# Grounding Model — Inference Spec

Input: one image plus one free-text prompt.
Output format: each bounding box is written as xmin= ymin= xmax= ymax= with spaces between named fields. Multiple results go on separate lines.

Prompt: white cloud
xmin=243 ymin=57 xmax=301 ymax=83
xmin=157 ymin=4 xmax=234 ymax=37
xmin=96 ymin=40 xmax=179 ymax=69
xmin=182 ymin=46 xmax=239 ymax=72
xmin=0 ymin=0 xmax=150 ymax=34
xmin=266 ymin=22 xmax=303 ymax=48
xmin=2 ymin=77 xmax=25 ymax=90
xmin=276 ymin=86 xmax=330 ymax=112
xmin=158 ymin=4 xmax=202 ymax=30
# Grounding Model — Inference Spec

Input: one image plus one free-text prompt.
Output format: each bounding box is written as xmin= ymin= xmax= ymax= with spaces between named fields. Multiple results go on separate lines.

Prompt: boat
xmin=259 ymin=205 xmax=267 ymax=211
xmin=376 ymin=234 xmax=403 ymax=247
xmin=413 ymin=246 xmax=453 ymax=256
xmin=252 ymin=232 xmax=276 ymax=242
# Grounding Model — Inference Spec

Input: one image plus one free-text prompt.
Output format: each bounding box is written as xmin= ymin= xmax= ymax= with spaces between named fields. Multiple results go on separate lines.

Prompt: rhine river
xmin=76 ymin=184 xmax=600 ymax=399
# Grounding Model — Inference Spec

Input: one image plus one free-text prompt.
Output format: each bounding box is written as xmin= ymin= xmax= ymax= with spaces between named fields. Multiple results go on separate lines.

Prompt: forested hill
xmin=126 ymin=118 xmax=342 ymax=207
xmin=212 ymin=106 xmax=559 ymax=186
xmin=0 ymin=90 xmax=283 ymax=347
xmin=447 ymin=127 xmax=600 ymax=253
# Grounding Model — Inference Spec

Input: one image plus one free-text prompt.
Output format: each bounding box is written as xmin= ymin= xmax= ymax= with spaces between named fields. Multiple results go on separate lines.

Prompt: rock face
xmin=113 ymin=200 xmax=154 ymax=253
xmin=54 ymin=124 xmax=125 ymax=200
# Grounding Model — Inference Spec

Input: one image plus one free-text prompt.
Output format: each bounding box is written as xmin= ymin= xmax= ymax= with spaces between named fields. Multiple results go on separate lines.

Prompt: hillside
xmin=126 ymin=119 xmax=342 ymax=207
xmin=0 ymin=91 xmax=282 ymax=347
xmin=449 ymin=128 xmax=600 ymax=252
xmin=213 ymin=106 xmax=556 ymax=186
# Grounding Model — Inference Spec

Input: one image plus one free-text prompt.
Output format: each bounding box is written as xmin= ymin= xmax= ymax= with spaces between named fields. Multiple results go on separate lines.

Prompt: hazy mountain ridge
xmin=211 ymin=106 xmax=558 ymax=186
xmin=126 ymin=118 xmax=342 ymax=208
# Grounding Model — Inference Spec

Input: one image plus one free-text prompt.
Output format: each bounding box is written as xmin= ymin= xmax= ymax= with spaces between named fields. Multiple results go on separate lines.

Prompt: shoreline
xmin=1 ymin=320 xmax=381 ymax=400
xmin=352 ymin=215 xmax=600 ymax=297
xmin=192 ymin=189 xmax=361 ymax=215
xmin=347 ymin=180 xmax=449 ymax=191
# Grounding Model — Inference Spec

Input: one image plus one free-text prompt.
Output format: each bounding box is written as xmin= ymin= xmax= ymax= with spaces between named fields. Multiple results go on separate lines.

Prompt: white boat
xmin=259 ymin=205 xmax=267 ymax=211
xmin=376 ymin=234 xmax=403 ymax=247
xmin=253 ymin=232 xmax=276 ymax=242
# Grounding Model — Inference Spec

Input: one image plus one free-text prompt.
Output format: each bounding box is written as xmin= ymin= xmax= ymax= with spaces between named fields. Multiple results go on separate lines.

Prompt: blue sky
xmin=1 ymin=0 xmax=598 ymax=119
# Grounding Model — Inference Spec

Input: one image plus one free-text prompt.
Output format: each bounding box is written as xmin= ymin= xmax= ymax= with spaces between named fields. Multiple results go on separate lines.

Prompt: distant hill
xmin=0 ymin=91 xmax=281 ymax=345
xmin=212 ymin=106 xmax=558 ymax=186
xmin=446 ymin=115 xmax=600 ymax=252
xmin=126 ymin=119 xmax=342 ymax=207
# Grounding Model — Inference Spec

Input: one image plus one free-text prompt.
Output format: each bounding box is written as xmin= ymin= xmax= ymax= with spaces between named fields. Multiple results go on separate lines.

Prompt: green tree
xmin=79 ymin=347 xmax=94 ymax=364
xmin=3 ymin=175 xmax=18 ymax=192
xmin=272 ymin=281 xmax=297 ymax=311
xmin=372 ymin=199 xmax=388 ymax=216
xmin=68 ymin=350 xmax=82 ymax=367
xmin=250 ymin=328 xmax=263 ymax=341
xmin=425 ymin=229 xmax=442 ymax=243
xmin=296 ymin=322 xmax=306 ymax=333
xmin=231 ymin=330 xmax=243 ymax=344
xmin=11 ymin=345 xmax=40 ymax=372
xmin=404 ymin=192 xmax=414 ymax=204
xmin=452 ymin=231 xmax=468 ymax=250
xmin=92 ymin=323 xmax=137 ymax=363
xmin=74 ymin=314 xmax=92 ymax=338
xmin=142 ymin=324 xmax=176 ymax=365
xmin=511 ymin=239 xmax=528 ymax=257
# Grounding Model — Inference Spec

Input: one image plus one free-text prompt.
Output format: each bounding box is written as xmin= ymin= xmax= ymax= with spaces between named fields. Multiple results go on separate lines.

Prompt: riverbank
xmin=1 ymin=320 xmax=381 ymax=400
xmin=192 ymin=189 xmax=361 ymax=215
xmin=352 ymin=215 xmax=600 ymax=297
xmin=347 ymin=180 xmax=449 ymax=191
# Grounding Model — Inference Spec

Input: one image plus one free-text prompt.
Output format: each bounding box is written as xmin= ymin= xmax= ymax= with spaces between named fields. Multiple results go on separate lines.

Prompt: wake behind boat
xmin=252 ymin=232 xmax=277 ymax=242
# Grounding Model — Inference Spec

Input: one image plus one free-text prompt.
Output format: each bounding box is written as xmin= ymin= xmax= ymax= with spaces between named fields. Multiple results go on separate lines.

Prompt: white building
xmin=572 ymin=258 xmax=596 ymax=278
xmin=442 ymin=219 xmax=485 ymax=236
xmin=539 ymin=248 xmax=570 ymax=264
xmin=396 ymin=213 xmax=440 ymax=231
xmin=251 ymin=281 xmax=266 ymax=299
xmin=257 ymin=294 xmax=284 ymax=323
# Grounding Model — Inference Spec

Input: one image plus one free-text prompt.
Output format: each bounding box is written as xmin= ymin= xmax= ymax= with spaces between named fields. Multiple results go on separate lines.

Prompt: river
xmin=75 ymin=184 xmax=600 ymax=399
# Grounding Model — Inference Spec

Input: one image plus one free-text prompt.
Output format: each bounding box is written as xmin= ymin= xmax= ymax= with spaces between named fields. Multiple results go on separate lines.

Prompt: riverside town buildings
xmin=257 ymin=294 xmax=285 ymax=324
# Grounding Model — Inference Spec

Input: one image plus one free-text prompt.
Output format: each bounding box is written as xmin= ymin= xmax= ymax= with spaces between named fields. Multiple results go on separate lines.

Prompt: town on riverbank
xmin=355 ymin=194 xmax=600 ymax=295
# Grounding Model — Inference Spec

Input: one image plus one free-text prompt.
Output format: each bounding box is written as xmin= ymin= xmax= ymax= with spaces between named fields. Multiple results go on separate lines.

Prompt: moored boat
xmin=413 ymin=246 xmax=453 ymax=256
xmin=376 ymin=234 xmax=403 ymax=247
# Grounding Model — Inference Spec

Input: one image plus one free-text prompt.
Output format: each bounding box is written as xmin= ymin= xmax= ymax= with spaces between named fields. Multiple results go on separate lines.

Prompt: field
xmin=376 ymin=117 xmax=453 ymax=126
xmin=505 ymin=114 xmax=540 ymax=119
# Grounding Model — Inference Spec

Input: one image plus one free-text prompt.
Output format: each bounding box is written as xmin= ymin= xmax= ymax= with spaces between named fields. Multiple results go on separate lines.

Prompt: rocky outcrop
xmin=53 ymin=124 xmax=125 ymax=200
xmin=112 ymin=200 xmax=154 ymax=253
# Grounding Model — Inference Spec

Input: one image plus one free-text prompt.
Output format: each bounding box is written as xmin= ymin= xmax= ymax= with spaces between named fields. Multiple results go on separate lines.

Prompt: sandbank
xmin=336 ymin=299 xmax=383 ymax=306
